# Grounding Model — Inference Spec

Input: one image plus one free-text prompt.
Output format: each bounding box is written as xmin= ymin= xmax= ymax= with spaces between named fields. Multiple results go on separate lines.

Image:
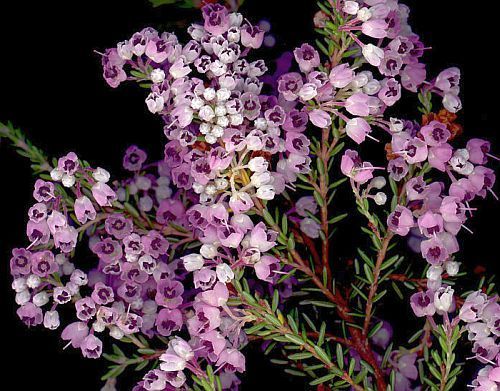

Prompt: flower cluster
xmin=10 ymin=146 xmax=249 ymax=389
xmin=3 ymin=0 xmax=499 ymax=390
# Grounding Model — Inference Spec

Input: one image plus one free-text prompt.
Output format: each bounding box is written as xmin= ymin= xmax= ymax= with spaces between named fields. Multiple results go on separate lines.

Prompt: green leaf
xmin=309 ymin=373 xmax=336 ymax=386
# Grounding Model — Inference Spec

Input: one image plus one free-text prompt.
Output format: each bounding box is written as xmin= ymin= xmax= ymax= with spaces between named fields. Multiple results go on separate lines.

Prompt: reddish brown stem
xmin=362 ymin=232 xmax=394 ymax=336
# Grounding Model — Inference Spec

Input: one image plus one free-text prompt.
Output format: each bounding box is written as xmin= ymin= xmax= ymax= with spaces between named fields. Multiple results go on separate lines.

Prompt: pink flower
xmin=345 ymin=93 xmax=371 ymax=117
xmin=254 ymin=255 xmax=279 ymax=282
xmin=74 ymin=196 xmax=96 ymax=224
xmin=309 ymin=109 xmax=331 ymax=128
xmin=329 ymin=64 xmax=354 ymax=88
xmin=345 ymin=117 xmax=371 ymax=144
xmin=362 ymin=19 xmax=388 ymax=39
xmin=241 ymin=24 xmax=265 ymax=49
xmin=341 ymin=149 xmax=375 ymax=184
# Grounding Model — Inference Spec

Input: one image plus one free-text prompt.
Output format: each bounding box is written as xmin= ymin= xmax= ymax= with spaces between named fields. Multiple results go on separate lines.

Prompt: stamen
xmin=461 ymin=224 xmax=474 ymax=234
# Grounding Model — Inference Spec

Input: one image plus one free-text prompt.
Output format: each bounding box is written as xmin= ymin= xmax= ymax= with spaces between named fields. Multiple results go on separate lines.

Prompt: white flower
xmin=33 ymin=291 xmax=49 ymax=307
xmin=211 ymin=125 xmax=224 ymax=138
xmin=15 ymin=290 xmax=31 ymax=305
xmin=389 ymin=118 xmax=404 ymax=133
xmin=357 ymin=7 xmax=372 ymax=22
xmin=256 ymin=185 xmax=276 ymax=200
xmin=146 ymin=92 xmax=165 ymax=114
xmin=109 ymin=326 xmax=124 ymax=340
xmin=298 ymin=83 xmax=318 ymax=101
xmin=203 ymin=87 xmax=216 ymax=101
xmin=50 ymin=168 xmax=63 ymax=181
xmin=362 ymin=44 xmax=384 ymax=67
xmin=215 ymin=178 xmax=229 ymax=190
xmin=443 ymin=93 xmax=462 ymax=113
xmin=251 ymin=171 xmax=273 ymax=187
xmin=229 ymin=114 xmax=244 ymax=126
xmin=248 ymin=156 xmax=269 ymax=173
xmin=181 ymin=254 xmax=204 ymax=271
xmin=199 ymin=105 xmax=215 ymax=122
xmin=61 ymin=174 xmax=75 ymax=188
xmin=434 ymin=286 xmax=454 ymax=313
xmin=216 ymin=263 xmax=234 ymax=283
xmin=43 ymin=310 xmax=60 ymax=330
xmin=427 ymin=265 xmax=443 ymax=281
xmin=12 ymin=278 xmax=27 ymax=293
xmin=26 ymin=274 xmax=41 ymax=289
xmin=150 ymin=68 xmax=166 ymax=84
xmin=200 ymin=244 xmax=218 ymax=259
xmin=170 ymin=337 xmax=194 ymax=361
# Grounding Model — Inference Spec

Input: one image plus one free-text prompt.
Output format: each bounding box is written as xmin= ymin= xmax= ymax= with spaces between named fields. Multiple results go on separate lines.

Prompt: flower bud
xmin=374 ymin=192 xmax=387 ymax=205
xmin=26 ymin=274 xmax=42 ymax=289
xmin=445 ymin=261 xmax=460 ymax=276
xmin=33 ymin=291 xmax=49 ymax=307
xmin=371 ymin=176 xmax=387 ymax=189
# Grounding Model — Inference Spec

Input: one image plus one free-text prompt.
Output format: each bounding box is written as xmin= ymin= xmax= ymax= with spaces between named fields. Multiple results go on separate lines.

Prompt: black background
xmin=0 ymin=1 xmax=498 ymax=389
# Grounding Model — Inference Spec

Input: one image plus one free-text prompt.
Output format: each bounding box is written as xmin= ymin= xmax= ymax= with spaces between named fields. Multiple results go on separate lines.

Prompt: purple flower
xmin=410 ymin=290 xmax=436 ymax=317
xmin=378 ymin=78 xmax=401 ymax=106
xmin=123 ymin=145 xmax=147 ymax=171
xmin=254 ymin=255 xmax=279 ymax=282
xmin=435 ymin=67 xmax=460 ymax=93
xmin=155 ymin=279 xmax=184 ymax=309
xmin=92 ymin=238 xmax=123 ymax=264
xmin=91 ymin=282 xmax=115 ymax=305
xmin=387 ymin=157 xmax=409 ymax=181
xmin=345 ymin=93 xmax=371 ymax=117
xmin=33 ymin=179 xmax=55 ymax=202
xmin=202 ymin=4 xmax=230 ymax=36
xmin=156 ymin=308 xmax=182 ymax=337
xmin=10 ymin=248 xmax=32 ymax=276
xmin=240 ymin=24 xmax=264 ymax=49
xmin=329 ymin=64 xmax=354 ymax=88
xmin=216 ymin=349 xmax=246 ymax=373
xmin=80 ymin=334 xmax=103 ymax=359
xmin=105 ymin=214 xmax=133 ymax=240
xmin=142 ymin=230 xmax=170 ymax=257
xmin=420 ymin=237 xmax=448 ymax=265
xmin=467 ymin=138 xmax=491 ymax=165
xmin=31 ymin=250 xmax=58 ymax=277
xmin=387 ymin=206 xmax=414 ymax=236
xmin=293 ymin=44 xmax=320 ymax=73
xmin=278 ymin=73 xmax=303 ymax=101
xmin=17 ymin=302 xmax=43 ymax=327
xmin=57 ymin=152 xmax=79 ymax=176
xmin=420 ymin=121 xmax=450 ymax=146
xmin=362 ymin=19 xmax=388 ymax=39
